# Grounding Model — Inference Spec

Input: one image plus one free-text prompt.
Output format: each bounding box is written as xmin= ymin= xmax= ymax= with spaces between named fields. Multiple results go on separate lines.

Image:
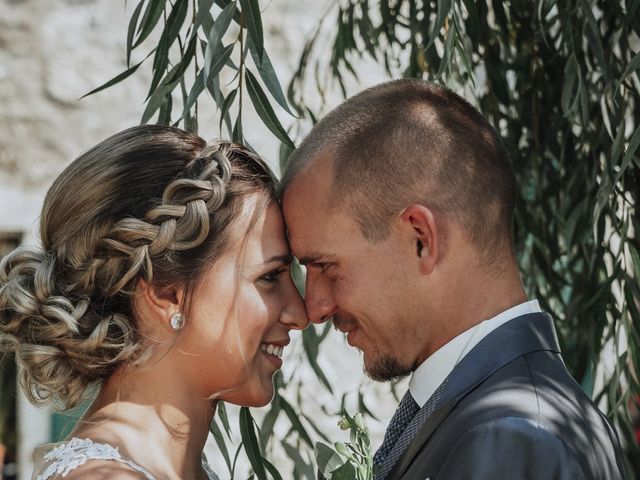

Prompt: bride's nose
xmin=279 ymin=278 xmax=310 ymax=330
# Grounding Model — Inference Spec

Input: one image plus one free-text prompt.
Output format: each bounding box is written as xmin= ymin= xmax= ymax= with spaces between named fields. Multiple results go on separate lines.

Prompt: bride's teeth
xmin=261 ymin=343 xmax=285 ymax=357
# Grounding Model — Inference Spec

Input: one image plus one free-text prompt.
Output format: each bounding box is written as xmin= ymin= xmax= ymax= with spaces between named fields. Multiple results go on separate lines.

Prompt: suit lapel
xmin=386 ymin=312 xmax=561 ymax=479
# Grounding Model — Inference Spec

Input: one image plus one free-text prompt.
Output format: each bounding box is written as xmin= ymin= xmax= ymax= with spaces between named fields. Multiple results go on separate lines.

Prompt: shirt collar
xmin=409 ymin=300 xmax=541 ymax=407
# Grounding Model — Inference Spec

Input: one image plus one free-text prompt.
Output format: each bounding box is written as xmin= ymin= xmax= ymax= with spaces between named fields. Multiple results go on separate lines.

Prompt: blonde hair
xmin=0 ymin=125 xmax=277 ymax=409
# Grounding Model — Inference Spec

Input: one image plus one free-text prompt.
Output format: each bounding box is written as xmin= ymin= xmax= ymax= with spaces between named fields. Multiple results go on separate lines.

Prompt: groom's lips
xmin=333 ymin=315 xmax=360 ymax=347
xmin=346 ymin=327 xmax=358 ymax=347
xmin=333 ymin=317 xmax=359 ymax=346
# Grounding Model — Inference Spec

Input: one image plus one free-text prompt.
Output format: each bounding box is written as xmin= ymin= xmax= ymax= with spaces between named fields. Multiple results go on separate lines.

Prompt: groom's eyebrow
xmin=297 ymin=253 xmax=335 ymax=266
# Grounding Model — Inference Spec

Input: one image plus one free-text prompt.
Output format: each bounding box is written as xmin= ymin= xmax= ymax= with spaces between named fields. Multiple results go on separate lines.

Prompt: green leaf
xmin=245 ymin=69 xmax=295 ymax=149
xmin=247 ymin=36 xmax=296 ymax=116
xmin=141 ymin=64 xmax=181 ymax=123
xmin=263 ymin=457 xmax=284 ymax=480
xmin=330 ymin=462 xmax=357 ymax=480
xmin=203 ymin=1 xmax=237 ymax=82
xmin=302 ymin=327 xmax=334 ymax=393
xmin=301 ymin=412 xmax=332 ymax=443
xmin=194 ymin=0 xmax=216 ymax=30
xmin=146 ymin=0 xmax=188 ymax=97
xmin=178 ymin=70 xmax=205 ymax=121
xmin=239 ymin=407 xmax=267 ymax=480
xmin=434 ymin=0 xmax=452 ymax=36
xmin=232 ymin=110 xmax=243 ymax=143
xmin=81 ymin=59 xmax=145 ymax=98
xmin=219 ymin=87 xmax=238 ymax=132
xmin=611 ymin=122 xmax=626 ymax=165
xmin=207 ymin=43 xmax=235 ymax=81
xmin=165 ymin=0 xmax=189 ymax=49
xmin=619 ymin=124 xmax=640 ymax=176
xmin=218 ymin=401 xmax=232 ymax=438
xmin=461 ymin=0 xmax=481 ymax=43
xmin=157 ymin=90 xmax=173 ymax=125
xmin=164 ymin=34 xmax=198 ymax=85
xmin=279 ymin=396 xmax=314 ymax=449
xmin=126 ymin=0 xmax=146 ymax=66
xmin=281 ymin=441 xmax=315 ymax=479
xmin=215 ymin=0 xmax=243 ymax=25
xmin=133 ymin=0 xmax=165 ymax=48
xmin=209 ymin=418 xmax=232 ymax=472
xmin=435 ymin=21 xmax=456 ymax=78
xmin=315 ymin=442 xmax=344 ymax=478
xmin=258 ymin=392 xmax=280 ymax=450
xmin=239 ymin=0 xmax=264 ymax=61
xmin=561 ymin=54 xmax=579 ymax=116
xmin=622 ymin=51 xmax=640 ymax=83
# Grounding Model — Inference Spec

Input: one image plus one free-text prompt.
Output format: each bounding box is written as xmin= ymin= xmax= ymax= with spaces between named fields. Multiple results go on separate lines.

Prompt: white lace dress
xmin=32 ymin=438 xmax=220 ymax=480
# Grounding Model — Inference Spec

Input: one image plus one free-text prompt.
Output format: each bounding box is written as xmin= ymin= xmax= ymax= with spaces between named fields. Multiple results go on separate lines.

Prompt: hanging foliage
xmin=287 ymin=0 xmax=640 ymax=475
xmin=87 ymin=0 xmax=640 ymax=476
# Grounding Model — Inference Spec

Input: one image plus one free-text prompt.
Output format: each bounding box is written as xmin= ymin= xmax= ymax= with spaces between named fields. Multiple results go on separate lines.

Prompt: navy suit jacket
xmin=386 ymin=313 xmax=627 ymax=479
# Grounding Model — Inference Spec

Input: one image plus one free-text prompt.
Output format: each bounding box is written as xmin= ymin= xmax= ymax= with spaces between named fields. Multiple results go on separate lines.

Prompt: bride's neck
xmin=74 ymin=363 xmax=215 ymax=479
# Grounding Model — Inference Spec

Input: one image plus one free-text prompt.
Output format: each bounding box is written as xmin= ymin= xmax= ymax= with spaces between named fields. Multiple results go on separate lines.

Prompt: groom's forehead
xmin=283 ymin=160 xmax=334 ymax=216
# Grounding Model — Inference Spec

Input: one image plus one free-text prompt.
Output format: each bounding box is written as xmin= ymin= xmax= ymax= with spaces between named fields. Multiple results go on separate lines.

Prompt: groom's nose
xmin=304 ymin=269 xmax=336 ymax=324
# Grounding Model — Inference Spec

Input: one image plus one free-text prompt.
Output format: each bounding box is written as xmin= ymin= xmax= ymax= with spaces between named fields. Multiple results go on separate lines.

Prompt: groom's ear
xmin=399 ymin=204 xmax=439 ymax=275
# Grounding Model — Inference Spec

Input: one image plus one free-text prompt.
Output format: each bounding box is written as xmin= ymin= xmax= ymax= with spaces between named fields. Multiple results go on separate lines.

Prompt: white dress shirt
xmin=409 ymin=300 xmax=542 ymax=407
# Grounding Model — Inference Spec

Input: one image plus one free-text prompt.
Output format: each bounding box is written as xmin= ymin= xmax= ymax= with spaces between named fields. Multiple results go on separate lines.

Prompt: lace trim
xmin=35 ymin=437 xmax=219 ymax=480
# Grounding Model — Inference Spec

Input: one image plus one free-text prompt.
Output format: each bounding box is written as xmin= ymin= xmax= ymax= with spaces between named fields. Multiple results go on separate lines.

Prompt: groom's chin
xmin=363 ymin=354 xmax=414 ymax=382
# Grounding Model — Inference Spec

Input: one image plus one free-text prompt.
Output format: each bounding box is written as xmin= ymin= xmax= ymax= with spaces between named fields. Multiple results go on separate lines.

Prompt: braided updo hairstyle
xmin=0 ymin=125 xmax=277 ymax=409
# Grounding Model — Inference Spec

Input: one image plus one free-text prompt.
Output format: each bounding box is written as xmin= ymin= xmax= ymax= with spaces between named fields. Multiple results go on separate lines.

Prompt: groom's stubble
xmin=333 ymin=314 xmax=419 ymax=382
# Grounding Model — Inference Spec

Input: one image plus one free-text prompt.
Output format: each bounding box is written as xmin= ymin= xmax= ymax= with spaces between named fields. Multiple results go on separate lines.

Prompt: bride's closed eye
xmin=257 ymin=266 xmax=288 ymax=286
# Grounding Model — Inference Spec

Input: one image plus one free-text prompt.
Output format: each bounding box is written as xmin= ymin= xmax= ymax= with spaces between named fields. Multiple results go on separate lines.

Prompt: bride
xmin=0 ymin=125 xmax=308 ymax=479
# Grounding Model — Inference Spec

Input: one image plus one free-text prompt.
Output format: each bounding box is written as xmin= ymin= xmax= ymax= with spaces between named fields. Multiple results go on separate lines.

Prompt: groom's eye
xmin=311 ymin=262 xmax=331 ymax=272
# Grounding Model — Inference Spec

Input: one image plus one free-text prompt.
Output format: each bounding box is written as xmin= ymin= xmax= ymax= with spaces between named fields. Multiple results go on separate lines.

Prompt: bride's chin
xmin=215 ymin=382 xmax=275 ymax=408
xmin=243 ymin=386 xmax=276 ymax=408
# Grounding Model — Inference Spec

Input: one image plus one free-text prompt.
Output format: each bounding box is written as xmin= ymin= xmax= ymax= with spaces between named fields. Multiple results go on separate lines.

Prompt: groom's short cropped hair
xmin=282 ymin=79 xmax=517 ymax=262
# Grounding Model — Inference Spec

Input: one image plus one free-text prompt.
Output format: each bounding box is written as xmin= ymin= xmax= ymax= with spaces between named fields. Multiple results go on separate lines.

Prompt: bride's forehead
xmin=218 ymin=201 xmax=288 ymax=261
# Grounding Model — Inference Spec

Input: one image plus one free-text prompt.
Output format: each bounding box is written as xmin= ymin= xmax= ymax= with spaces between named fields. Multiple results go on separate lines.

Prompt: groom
xmin=281 ymin=80 xmax=627 ymax=479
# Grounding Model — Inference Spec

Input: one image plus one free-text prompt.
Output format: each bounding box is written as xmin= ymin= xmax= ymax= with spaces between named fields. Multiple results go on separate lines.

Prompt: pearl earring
xmin=170 ymin=312 xmax=185 ymax=330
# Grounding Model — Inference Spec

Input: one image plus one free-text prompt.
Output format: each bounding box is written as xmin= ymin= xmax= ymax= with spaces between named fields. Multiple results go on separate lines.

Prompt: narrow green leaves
xmin=133 ymin=0 xmax=165 ymax=49
xmin=245 ymin=69 xmax=295 ymax=149
xmin=279 ymin=396 xmax=314 ymax=449
xmin=621 ymin=52 xmax=640 ymax=83
xmin=203 ymin=1 xmax=236 ymax=82
xmin=208 ymin=44 xmax=235 ymax=81
xmin=80 ymin=59 xmax=145 ymax=98
xmin=195 ymin=0 xmax=217 ymax=30
xmin=220 ymin=87 xmax=238 ymax=131
xmin=239 ymin=407 xmax=267 ymax=480
xmin=248 ymin=36 xmax=296 ymax=116
xmin=147 ymin=0 xmax=189 ymax=97
xmin=126 ymin=0 xmax=146 ymax=66
xmin=210 ymin=418 xmax=233 ymax=472
xmin=239 ymin=0 xmax=264 ymax=61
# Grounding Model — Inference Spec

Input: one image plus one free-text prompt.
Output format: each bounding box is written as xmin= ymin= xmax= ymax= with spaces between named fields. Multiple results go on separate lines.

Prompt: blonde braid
xmin=68 ymin=145 xmax=232 ymax=296
xmin=0 ymin=137 xmax=237 ymax=409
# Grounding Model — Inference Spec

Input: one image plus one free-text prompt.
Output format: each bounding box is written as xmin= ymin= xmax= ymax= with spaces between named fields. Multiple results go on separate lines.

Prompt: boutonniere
xmin=315 ymin=412 xmax=373 ymax=480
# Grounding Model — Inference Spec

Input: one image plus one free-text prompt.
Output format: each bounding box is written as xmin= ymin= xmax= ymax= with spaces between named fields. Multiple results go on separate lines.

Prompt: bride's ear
xmin=134 ymin=279 xmax=185 ymax=332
